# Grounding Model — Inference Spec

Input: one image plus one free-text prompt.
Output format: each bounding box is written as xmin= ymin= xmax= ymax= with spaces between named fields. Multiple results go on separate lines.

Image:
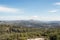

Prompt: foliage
xmin=0 ymin=24 xmax=60 ymax=40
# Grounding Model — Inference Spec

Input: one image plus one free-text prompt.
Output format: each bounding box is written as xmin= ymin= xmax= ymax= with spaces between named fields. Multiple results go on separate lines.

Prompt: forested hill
xmin=0 ymin=20 xmax=60 ymax=28
xmin=0 ymin=20 xmax=60 ymax=40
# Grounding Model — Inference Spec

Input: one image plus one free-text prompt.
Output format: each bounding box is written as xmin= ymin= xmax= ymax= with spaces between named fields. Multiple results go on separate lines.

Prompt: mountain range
xmin=0 ymin=20 xmax=60 ymax=28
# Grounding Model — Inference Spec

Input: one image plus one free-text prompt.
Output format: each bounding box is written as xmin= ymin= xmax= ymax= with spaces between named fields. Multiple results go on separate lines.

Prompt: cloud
xmin=48 ymin=10 xmax=58 ymax=13
xmin=39 ymin=16 xmax=60 ymax=21
xmin=0 ymin=16 xmax=33 ymax=20
xmin=31 ymin=16 xmax=38 ymax=18
xmin=30 ymin=16 xmax=39 ymax=19
xmin=0 ymin=16 xmax=60 ymax=21
xmin=54 ymin=2 xmax=60 ymax=5
xmin=0 ymin=16 xmax=39 ymax=20
xmin=0 ymin=16 xmax=21 ymax=20
xmin=0 ymin=6 xmax=24 ymax=13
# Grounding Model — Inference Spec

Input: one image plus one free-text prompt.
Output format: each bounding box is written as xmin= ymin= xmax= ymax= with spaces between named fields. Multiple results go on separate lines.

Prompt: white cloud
xmin=39 ymin=16 xmax=60 ymax=21
xmin=29 ymin=16 xmax=39 ymax=20
xmin=31 ymin=16 xmax=38 ymax=18
xmin=48 ymin=10 xmax=58 ymax=13
xmin=0 ymin=16 xmax=32 ymax=20
xmin=0 ymin=16 xmax=39 ymax=20
xmin=54 ymin=2 xmax=60 ymax=5
xmin=0 ymin=16 xmax=60 ymax=21
xmin=28 ymin=16 xmax=60 ymax=21
xmin=0 ymin=16 xmax=21 ymax=20
xmin=0 ymin=6 xmax=24 ymax=13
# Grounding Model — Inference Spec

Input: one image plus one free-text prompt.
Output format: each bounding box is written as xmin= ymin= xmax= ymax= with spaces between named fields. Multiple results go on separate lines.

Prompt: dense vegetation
xmin=0 ymin=23 xmax=60 ymax=40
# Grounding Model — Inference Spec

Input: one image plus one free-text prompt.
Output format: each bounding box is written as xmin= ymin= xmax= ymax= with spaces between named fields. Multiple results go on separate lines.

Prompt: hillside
xmin=0 ymin=20 xmax=60 ymax=40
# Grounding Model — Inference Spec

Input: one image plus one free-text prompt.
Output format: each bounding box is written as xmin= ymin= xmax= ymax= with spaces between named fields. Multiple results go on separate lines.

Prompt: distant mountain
xmin=0 ymin=20 xmax=60 ymax=28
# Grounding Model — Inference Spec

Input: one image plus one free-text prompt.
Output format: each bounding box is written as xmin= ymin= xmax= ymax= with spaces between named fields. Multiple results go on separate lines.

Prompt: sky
xmin=0 ymin=0 xmax=60 ymax=21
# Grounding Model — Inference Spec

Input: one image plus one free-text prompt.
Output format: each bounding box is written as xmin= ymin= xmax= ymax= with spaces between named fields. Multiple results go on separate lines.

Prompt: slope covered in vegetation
xmin=0 ymin=23 xmax=60 ymax=40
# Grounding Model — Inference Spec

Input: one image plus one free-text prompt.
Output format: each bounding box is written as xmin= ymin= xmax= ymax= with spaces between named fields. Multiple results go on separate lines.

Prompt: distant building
xmin=27 ymin=38 xmax=46 ymax=40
